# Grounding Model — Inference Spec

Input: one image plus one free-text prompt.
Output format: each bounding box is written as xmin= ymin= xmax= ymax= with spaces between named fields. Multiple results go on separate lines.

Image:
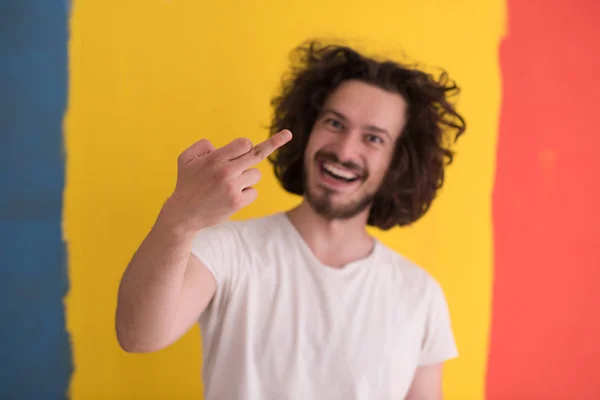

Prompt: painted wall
xmin=1 ymin=0 xmax=598 ymax=399
xmin=64 ymin=1 xmax=499 ymax=398
xmin=0 ymin=1 xmax=72 ymax=398
xmin=487 ymin=0 xmax=600 ymax=398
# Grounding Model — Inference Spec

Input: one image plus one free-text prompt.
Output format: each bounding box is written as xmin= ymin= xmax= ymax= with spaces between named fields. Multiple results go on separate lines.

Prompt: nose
xmin=332 ymin=131 xmax=360 ymax=163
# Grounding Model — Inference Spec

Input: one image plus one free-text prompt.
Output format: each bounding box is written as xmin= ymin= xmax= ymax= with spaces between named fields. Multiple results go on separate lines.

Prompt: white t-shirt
xmin=191 ymin=212 xmax=457 ymax=400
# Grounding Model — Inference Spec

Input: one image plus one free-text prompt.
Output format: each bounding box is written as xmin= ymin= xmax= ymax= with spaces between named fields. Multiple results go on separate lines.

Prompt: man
xmin=116 ymin=40 xmax=466 ymax=399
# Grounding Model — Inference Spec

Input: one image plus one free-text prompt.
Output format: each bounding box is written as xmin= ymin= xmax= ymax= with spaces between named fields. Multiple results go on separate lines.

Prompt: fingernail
xmin=280 ymin=130 xmax=292 ymax=140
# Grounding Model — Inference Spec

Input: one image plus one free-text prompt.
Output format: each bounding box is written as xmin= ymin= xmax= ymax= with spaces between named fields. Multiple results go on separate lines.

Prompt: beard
xmin=305 ymin=184 xmax=376 ymax=220
xmin=303 ymin=150 xmax=377 ymax=221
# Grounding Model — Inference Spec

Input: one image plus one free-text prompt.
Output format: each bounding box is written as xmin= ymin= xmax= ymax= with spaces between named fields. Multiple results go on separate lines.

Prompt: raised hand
xmin=160 ymin=129 xmax=292 ymax=233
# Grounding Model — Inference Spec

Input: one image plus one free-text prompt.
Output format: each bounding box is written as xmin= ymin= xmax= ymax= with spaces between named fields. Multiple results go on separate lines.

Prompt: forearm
xmin=115 ymin=205 xmax=196 ymax=352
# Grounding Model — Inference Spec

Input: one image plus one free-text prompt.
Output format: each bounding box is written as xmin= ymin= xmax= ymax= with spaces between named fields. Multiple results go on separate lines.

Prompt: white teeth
xmin=322 ymin=162 xmax=358 ymax=180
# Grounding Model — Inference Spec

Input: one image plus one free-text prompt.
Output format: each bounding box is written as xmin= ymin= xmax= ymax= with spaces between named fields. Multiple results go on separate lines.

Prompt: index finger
xmin=234 ymin=129 xmax=292 ymax=167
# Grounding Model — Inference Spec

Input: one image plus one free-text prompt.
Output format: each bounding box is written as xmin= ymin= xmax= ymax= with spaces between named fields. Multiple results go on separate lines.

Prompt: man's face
xmin=303 ymin=79 xmax=408 ymax=220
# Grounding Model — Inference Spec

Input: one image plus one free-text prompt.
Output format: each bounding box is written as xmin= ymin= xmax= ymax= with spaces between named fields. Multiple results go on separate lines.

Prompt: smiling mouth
xmin=320 ymin=161 xmax=360 ymax=183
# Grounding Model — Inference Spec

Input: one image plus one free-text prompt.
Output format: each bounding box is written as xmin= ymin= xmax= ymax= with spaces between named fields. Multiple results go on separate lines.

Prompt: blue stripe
xmin=0 ymin=1 xmax=72 ymax=399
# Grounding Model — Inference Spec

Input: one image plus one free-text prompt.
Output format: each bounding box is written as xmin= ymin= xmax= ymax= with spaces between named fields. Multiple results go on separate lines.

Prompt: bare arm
xmin=115 ymin=204 xmax=216 ymax=353
xmin=405 ymin=364 xmax=443 ymax=400
xmin=115 ymin=130 xmax=292 ymax=353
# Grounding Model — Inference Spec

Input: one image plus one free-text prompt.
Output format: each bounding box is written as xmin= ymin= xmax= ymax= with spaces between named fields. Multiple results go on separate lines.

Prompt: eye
xmin=324 ymin=118 xmax=343 ymax=130
xmin=365 ymin=134 xmax=384 ymax=145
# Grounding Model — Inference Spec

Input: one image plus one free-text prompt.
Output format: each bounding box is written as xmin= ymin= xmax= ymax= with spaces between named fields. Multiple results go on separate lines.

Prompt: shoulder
xmin=376 ymin=242 xmax=445 ymax=300
xmin=189 ymin=213 xmax=287 ymax=283
xmin=212 ymin=212 xmax=284 ymax=236
xmin=193 ymin=212 xmax=285 ymax=247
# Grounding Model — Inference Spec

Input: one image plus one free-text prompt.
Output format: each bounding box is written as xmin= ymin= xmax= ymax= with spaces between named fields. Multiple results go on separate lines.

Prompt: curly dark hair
xmin=268 ymin=40 xmax=466 ymax=230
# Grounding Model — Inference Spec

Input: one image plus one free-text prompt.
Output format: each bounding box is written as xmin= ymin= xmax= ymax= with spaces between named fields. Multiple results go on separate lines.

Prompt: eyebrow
xmin=322 ymin=108 xmax=392 ymax=140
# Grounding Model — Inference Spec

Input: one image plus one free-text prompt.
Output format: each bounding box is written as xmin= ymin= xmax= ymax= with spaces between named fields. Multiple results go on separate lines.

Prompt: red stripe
xmin=487 ymin=0 xmax=600 ymax=398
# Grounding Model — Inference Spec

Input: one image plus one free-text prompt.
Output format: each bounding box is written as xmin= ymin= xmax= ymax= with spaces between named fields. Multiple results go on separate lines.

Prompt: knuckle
xmin=178 ymin=139 xmax=213 ymax=165
xmin=242 ymin=138 xmax=253 ymax=149
xmin=227 ymin=192 xmax=242 ymax=209
xmin=224 ymin=181 xmax=238 ymax=198
xmin=177 ymin=152 xmax=188 ymax=164
xmin=216 ymin=165 xmax=233 ymax=180
xmin=231 ymin=195 xmax=243 ymax=209
xmin=235 ymin=137 xmax=253 ymax=152
xmin=251 ymin=145 xmax=262 ymax=160
xmin=198 ymin=139 xmax=213 ymax=152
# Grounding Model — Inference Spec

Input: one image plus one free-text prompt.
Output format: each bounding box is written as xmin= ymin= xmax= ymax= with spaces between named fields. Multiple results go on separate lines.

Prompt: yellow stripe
xmin=64 ymin=1 xmax=504 ymax=398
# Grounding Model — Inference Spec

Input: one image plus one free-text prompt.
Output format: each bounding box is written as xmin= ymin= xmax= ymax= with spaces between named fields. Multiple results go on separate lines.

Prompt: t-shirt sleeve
xmin=190 ymin=220 xmax=243 ymax=289
xmin=418 ymin=278 xmax=459 ymax=366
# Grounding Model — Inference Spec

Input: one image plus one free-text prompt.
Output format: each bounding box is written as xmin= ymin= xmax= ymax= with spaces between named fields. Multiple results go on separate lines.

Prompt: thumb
xmin=178 ymin=139 xmax=216 ymax=165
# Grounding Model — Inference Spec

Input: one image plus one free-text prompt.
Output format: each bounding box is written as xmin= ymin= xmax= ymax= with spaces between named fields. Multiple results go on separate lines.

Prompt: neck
xmin=286 ymin=200 xmax=374 ymax=268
